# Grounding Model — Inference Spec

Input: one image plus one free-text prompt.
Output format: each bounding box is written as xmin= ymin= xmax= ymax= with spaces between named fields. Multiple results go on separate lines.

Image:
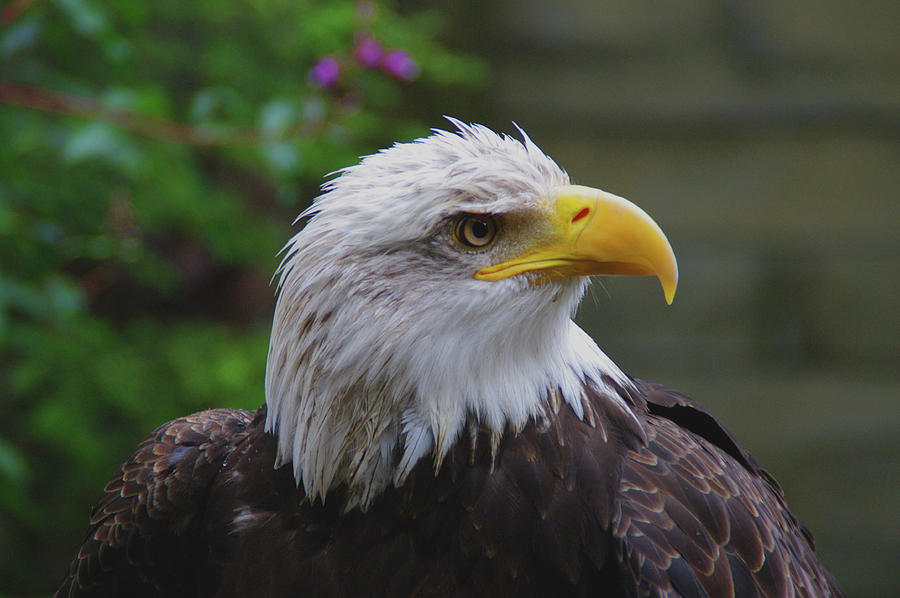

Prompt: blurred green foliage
xmin=0 ymin=0 xmax=485 ymax=593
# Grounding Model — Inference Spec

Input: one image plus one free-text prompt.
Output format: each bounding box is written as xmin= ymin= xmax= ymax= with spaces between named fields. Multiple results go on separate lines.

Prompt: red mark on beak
xmin=572 ymin=207 xmax=590 ymax=223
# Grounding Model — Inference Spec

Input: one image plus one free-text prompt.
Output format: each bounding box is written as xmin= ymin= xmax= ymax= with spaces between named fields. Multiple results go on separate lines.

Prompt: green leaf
xmin=0 ymin=437 xmax=30 ymax=487
xmin=259 ymin=98 xmax=301 ymax=138
xmin=62 ymin=122 xmax=145 ymax=174
xmin=54 ymin=0 xmax=108 ymax=38
xmin=0 ymin=19 xmax=42 ymax=58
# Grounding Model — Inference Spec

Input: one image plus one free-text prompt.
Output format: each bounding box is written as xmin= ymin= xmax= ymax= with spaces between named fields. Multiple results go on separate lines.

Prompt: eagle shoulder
xmin=614 ymin=380 xmax=844 ymax=597
xmin=54 ymin=408 xmax=254 ymax=598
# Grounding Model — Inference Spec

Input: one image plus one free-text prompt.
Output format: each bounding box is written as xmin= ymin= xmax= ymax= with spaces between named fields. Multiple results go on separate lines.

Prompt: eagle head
xmin=264 ymin=119 xmax=677 ymax=510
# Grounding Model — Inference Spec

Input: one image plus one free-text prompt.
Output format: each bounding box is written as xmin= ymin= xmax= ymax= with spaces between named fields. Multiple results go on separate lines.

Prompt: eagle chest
xmin=203 ymin=417 xmax=624 ymax=598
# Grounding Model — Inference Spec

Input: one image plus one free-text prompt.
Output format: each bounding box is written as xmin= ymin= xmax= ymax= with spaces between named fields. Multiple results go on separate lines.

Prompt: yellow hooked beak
xmin=475 ymin=185 xmax=678 ymax=304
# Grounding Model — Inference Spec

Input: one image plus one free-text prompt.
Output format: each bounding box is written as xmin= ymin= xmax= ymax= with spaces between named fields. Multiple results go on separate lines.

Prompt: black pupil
xmin=470 ymin=219 xmax=489 ymax=240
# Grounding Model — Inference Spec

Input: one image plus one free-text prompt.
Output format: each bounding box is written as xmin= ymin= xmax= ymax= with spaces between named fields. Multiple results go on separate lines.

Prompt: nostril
xmin=572 ymin=207 xmax=590 ymax=223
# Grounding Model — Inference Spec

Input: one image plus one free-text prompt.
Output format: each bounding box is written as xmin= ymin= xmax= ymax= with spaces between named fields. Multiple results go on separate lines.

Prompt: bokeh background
xmin=1 ymin=1 xmax=897 ymax=596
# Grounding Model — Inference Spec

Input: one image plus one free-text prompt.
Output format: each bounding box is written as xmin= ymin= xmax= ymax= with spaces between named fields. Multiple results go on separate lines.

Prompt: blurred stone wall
xmin=432 ymin=0 xmax=900 ymax=595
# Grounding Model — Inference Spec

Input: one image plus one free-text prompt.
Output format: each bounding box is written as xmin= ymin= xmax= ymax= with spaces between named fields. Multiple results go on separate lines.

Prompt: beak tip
xmin=661 ymin=269 xmax=678 ymax=305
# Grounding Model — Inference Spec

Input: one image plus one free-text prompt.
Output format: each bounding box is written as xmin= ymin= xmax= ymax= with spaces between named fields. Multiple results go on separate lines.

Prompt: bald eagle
xmin=56 ymin=120 xmax=843 ymax=597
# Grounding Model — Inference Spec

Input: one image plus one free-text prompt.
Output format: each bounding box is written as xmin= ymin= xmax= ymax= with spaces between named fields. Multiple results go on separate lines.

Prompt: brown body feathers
xmin=55 ymin=379 xmax=843 ymax=598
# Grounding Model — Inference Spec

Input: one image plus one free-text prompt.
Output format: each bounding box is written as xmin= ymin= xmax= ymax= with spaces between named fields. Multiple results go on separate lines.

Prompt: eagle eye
xmin=452 ymin=214 xmax=498 ymax=250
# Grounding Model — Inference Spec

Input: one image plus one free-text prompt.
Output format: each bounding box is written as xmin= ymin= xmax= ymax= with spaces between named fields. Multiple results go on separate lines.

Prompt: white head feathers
xmin=264 ymin=119 xmax=632 ymax=510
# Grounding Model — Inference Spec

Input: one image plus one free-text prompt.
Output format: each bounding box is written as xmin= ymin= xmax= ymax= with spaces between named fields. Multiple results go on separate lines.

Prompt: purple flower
xmin=381 ymin=49 xmax=419 ymax=81
xmin=354 ymin=35 xmax=383 ymax=69
xmin=309 ymin=56 xmax=341 ymax=88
